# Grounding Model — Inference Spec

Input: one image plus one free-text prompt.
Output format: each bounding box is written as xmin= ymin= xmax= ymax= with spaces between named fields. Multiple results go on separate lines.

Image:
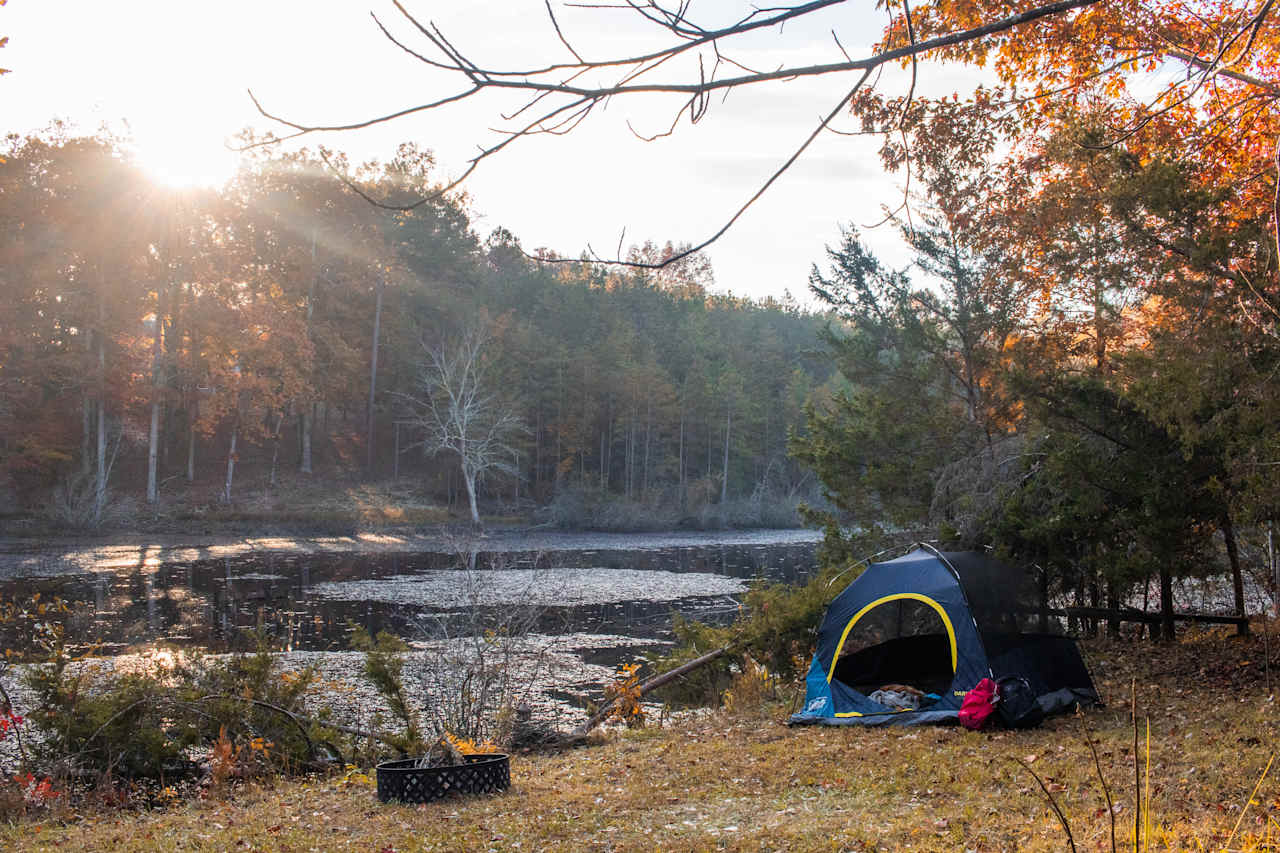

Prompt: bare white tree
xmin=402 ymin=320 xmax=524 ymax=526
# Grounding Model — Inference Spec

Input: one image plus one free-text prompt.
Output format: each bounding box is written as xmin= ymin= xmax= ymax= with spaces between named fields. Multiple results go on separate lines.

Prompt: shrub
xmin=28 ymin=662 xmax=197 ymax=779
xmin=349 ymin=626 xmax=426 ymax=755
xmin=180 ymin=640 xmax=334 ymax=774
xmin=351 ymin=546 xmax=552 ymax=750
xmin=720 ymin=655 xmax=780 ymax=716
xmin=18 ymin=629 xmax=339 ymax=782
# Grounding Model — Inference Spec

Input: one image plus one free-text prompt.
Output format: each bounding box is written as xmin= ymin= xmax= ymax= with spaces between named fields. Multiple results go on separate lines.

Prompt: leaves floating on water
xmin=308 ymin=568 xmax=748 ymax=609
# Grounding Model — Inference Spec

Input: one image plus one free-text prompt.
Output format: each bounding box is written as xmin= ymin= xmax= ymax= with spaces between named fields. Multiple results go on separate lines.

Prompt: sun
xmin=132 ymin=130 xmax=241 ymax=190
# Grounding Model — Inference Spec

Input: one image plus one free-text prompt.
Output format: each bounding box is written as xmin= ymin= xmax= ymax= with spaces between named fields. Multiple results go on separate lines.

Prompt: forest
xmin=5 ymin=0 xmax=1280 ymax=635
xmin=0 ymin=131 xmax=831 ymax=531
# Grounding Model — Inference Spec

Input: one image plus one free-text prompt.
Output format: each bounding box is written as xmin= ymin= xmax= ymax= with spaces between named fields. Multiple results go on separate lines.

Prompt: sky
xmin=3 ymin=1 xmax=988 ymax=302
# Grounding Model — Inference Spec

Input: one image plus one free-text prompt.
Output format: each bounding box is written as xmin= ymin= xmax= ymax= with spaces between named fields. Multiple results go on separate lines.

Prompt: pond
xmin=0 ymin=530 xmax=821 ymax=661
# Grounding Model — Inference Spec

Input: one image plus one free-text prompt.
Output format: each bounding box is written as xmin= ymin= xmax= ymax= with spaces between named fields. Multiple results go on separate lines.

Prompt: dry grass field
xmin=5 ymin=625 xmax=1278 ymax=852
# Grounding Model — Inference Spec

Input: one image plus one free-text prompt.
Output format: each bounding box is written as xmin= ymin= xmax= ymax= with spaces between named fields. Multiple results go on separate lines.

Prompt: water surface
xmin=0 ymin=532 xmax=820 ymax=658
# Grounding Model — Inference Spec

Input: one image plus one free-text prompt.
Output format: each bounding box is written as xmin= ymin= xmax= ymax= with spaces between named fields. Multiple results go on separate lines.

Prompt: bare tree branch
xmin=546 ymin=0 xmax=586 ymax=62
xmin=251 ymin=0 xmax=1101 ymax=265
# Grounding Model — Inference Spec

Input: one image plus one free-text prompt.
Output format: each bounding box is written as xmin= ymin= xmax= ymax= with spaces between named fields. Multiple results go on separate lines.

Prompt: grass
xmin=5 ymin=626 xmax=1280 ymax=851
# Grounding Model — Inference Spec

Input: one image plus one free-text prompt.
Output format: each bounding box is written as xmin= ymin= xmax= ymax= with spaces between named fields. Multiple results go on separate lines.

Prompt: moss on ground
xmin=5 ymin=626 xmax=1280 ymax=852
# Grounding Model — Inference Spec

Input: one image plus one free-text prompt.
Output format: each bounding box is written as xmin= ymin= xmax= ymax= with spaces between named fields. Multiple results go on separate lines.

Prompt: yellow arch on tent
xmin=826 ymin=592 xmax=958 ymax=684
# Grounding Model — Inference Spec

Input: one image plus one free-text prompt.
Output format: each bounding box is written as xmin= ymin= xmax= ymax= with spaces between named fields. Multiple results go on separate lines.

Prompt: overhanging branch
xmin=249 ymin=0 xmax=1102 ymax=266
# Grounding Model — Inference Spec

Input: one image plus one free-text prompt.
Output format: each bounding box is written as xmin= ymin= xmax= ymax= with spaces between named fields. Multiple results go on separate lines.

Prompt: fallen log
xmin=575 ymin=644 xmax=734 ymax=736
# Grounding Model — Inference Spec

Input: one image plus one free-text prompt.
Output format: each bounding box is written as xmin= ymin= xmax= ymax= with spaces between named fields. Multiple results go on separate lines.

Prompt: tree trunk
xmin=1222 ymin=514 xmax=1249 ymax=636
xmin=223 ymin=417 xmax=239 ymax=504
xmin=147 ymin=244 xmax=185 ymax=504
xmin=678 ymin=413 xmax=685 ymax=512
xmin=1087 ymin=575 xmax=1100 ymax=638
xmin=269 ymin=409 xmax=287 ymax=490
xmin=82 ymin=315 xmax=94 ymax=477
xmin=1106 ymin=582 xmax=1120 ymax=638
xmin=462 ymin=459 xmax=480 ymax=525
xmin=1270 ymin=522 xmax=1278 ymax=619
xmin=366 ymin=276 xmax=384 ymax=476
xmin=627 ymin=406 xmax=635 ymax=499
xmin=643 ymin=395 xmax=652 ymax=497
xmin=146 ymin=284 xmax=166 ymax=505
xmin=534 ymin=407 xmax=542 ymax=495
xmin=706 ymin=417 xmax=712 ymax=481
xmin=163 ymin=282 xmax=184 ymax=471
xmin=575 ymin=644 xmax=732 ymax=735
xmin=1037 ymin=566 xmax=1049 ymax=633
xmin=1159 ymin=566 xmax=1175 ymax=641
xmin=301 ymin=229 xmax=317 ymax=475
xmin=1094 ymin=279 xmax=1107 ymax=375
xmin=82 ymin=396 xmax=94 ymax=477
xmin=555 ymin=366 xmax=563 ymax=490
xmin=95 ymin=286 xmax=107 ymax=524
xmin=186 ymin=329 xmax=199 ymax=483
xmin=146 ymin=394 xmax=162 ymax=504
xmin=301 ymin=405 xmax=314 ymax=474
xmin=721 ymin=406 xmax=732 ymax=503
xmin=186 ymin=402 xmax=197 ymax=483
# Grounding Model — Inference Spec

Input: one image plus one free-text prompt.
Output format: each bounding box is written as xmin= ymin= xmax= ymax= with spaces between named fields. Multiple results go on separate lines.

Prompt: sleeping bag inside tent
xmin=790 ymin=547 xmax=1100 ymax=727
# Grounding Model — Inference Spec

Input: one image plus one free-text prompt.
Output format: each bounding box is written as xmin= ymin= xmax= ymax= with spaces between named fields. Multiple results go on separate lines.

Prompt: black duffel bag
xmin=996 ymin=676 xmax=1046 ymax=729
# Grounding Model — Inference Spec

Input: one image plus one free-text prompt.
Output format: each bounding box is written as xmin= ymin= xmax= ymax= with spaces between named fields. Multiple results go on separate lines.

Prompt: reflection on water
xmin=0 ymin=539 xmax=818 ymax=656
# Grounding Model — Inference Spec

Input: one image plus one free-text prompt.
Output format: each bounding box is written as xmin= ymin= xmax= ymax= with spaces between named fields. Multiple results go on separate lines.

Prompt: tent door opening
xmin=829 ymin=595 xmax=957 ymax=698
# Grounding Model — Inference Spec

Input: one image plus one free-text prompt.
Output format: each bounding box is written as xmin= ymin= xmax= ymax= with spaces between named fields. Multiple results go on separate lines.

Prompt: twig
xmin=1013 ymin=756 xmax=1077 ymax=852
xmin=1224 ymin=752 xmax=1275 ymax=849
xmin=545 ymin=0 xmax=586 ymax=63
xmin=1132 ymin=677 xmax=1140 ymax=853
xmin=1082 ymin=721 xmax=1117 ymax=853
xmin=551 ymin=67 xmax=876 ymax=271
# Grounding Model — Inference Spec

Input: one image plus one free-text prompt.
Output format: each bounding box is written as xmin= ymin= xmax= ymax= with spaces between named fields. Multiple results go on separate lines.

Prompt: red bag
xmin=959 ymin=677 xmax=999 ymax=730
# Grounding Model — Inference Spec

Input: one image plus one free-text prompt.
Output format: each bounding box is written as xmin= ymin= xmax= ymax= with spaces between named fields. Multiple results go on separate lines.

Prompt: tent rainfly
xmin=790 ymin=547 xmax=1101 ymax=727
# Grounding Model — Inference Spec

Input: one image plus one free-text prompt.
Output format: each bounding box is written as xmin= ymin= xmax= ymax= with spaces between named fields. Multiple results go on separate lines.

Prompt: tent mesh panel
xmin=941 ymin=550 xmax=1064 ymax=642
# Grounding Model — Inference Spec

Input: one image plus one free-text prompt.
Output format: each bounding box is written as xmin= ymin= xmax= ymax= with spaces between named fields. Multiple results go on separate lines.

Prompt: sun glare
xmin=133 ymin=132 xmax=241 ymax=190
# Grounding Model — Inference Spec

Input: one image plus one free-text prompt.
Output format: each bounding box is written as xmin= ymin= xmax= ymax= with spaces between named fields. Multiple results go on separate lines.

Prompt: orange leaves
xmin=442 ymin=731 xmax=497 ymax=756
xmin=605 ymin=662 xmax=646 ymax=727
xmin=210 ymin=725 xmax=237 ymax=793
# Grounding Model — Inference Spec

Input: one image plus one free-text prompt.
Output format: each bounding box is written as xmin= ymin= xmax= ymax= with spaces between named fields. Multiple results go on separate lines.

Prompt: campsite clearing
xmin=6 ymin=626 xmax=1279 ymax=852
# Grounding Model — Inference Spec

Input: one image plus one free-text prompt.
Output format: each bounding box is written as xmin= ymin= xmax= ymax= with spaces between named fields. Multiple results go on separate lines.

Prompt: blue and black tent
xmin=790 ymin=547 xmax=1100 ymax=726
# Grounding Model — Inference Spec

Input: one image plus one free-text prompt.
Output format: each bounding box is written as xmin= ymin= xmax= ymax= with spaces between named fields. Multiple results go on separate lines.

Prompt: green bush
xmin=24 ymin=658 xmax=192 ymax=779
xmin=20 ymin=632 xmax=340 ymax=780
xmin=349 ymin=625 xmax=427 ymax=755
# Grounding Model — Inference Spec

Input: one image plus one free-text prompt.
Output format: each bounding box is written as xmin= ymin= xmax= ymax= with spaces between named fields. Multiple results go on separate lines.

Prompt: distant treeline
xmin=0 ymin=131 xmax=833 ymax=527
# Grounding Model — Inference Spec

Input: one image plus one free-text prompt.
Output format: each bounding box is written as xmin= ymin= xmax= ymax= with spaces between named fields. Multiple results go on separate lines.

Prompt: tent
xmin=790 ymin=546 xmax=1101 ymax=726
